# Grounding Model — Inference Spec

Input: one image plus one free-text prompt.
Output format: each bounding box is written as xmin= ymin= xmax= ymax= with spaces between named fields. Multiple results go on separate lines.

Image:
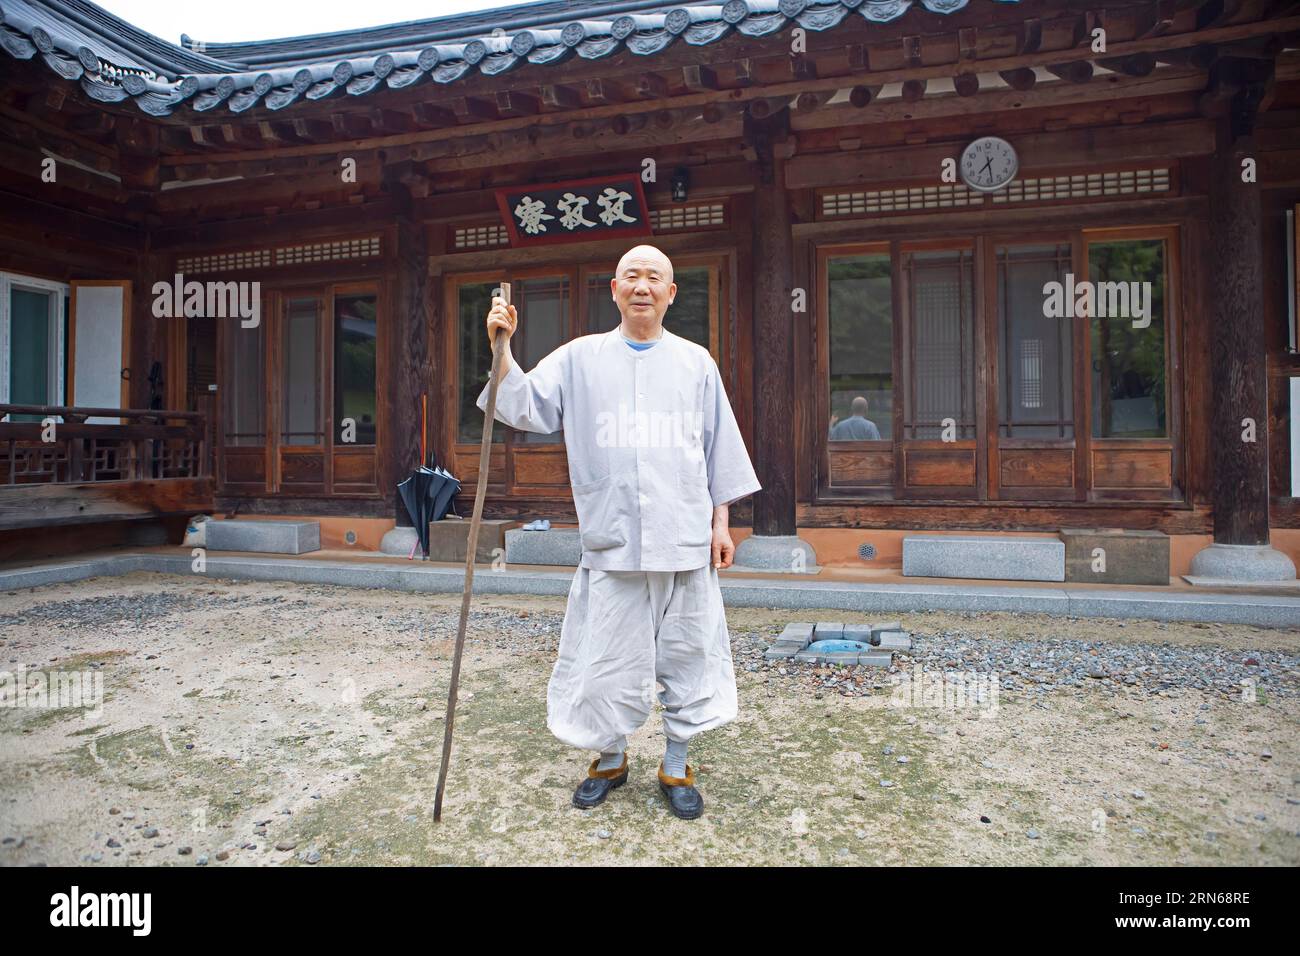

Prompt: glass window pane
xmin=586 ymin=272 xmax=620 ymax=334
xmin=9 ymin=288 xmax=51 ymax=411
xmin=1089 ymin=239 xmax=1167 ymax=438
xmin=186 ymin=314 xmax=217 ymax=413
xmin=63 ymin=294 xmax=69 ymax=405
xmin=281 ymin=297 xmax=322 ymax=446
xmin=334 ymin=293 xmax=377 ymax=445
xmin=224 ymin=322 xmax=265 ymax=446
xmin=667 ymin=267 xmax=710 ymax=352
xmin=588 ymin=267 xmax=713 ymax=353
xmin=905 ymin=249 xmax=975 ymax=439
xmin=458 ymin=281 xmax=503 ymax=443
xmin=997 ymin=244 xmax=1073 ymax=439
xmin=827 ymin=254 xmax=892 ymax=445
xmin=515 ymin=276 xmax=568 ymax=444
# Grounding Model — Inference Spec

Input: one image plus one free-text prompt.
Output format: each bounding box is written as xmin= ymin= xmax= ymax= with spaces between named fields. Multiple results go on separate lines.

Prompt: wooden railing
xmin=0 ymin=405 xmax=210 ymax=485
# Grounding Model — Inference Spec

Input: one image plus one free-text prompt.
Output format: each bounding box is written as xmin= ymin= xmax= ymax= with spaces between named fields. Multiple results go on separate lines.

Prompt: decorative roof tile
xmin=0 ymin=0 xmax=1021 ymax=117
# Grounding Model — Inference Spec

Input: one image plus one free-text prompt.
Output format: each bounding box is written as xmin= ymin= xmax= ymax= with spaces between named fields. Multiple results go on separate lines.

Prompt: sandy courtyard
xmin=0 ymin=571 xmax=1296 ymax=866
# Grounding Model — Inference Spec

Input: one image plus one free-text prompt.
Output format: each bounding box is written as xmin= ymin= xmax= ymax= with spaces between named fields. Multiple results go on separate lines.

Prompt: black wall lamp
xmin=670 ymin=167 xmax=690 ymax=203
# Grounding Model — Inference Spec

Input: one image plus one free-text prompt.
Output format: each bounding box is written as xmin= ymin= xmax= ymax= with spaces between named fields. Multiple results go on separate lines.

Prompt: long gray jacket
xmin=477 ymin=326 xmax=761 ymax=571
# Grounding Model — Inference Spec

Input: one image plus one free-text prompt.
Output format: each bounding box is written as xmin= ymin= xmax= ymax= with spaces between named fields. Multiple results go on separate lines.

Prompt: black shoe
xmin=657 ymin=762 xmax=704 ymax=820
xmin=572 ymin=755 xmax=629 ymax=809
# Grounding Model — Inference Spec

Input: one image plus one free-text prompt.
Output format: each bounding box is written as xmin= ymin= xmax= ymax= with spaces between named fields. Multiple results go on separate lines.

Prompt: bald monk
xmin=478 ymin=244 xmax=760 ymax=820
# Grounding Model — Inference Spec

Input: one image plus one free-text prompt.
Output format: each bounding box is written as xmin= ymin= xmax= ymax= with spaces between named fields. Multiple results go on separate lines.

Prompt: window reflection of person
xmin=829 ymin=396 xmax=881 ymax=440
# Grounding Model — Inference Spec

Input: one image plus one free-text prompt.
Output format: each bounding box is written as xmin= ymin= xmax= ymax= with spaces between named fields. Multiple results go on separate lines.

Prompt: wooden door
xmin=69 ymin=280 xmax=131 ymax=422
xmin=895 ymin=241 xmax=981 ymax=499
xmin=217 ymin=293 xmax=270 ymax=493
xmin=274 ymin=293 xmax=328 ymax=493
xmin=986 ymin=238 xmax=1084 ymax=501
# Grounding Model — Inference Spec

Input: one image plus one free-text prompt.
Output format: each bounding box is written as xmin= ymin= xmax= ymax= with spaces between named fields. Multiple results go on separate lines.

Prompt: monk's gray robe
xmin=476 ymin=326 xmax=760 ymax=748
xmin=477 ymin=327 xmax=761 ymax=571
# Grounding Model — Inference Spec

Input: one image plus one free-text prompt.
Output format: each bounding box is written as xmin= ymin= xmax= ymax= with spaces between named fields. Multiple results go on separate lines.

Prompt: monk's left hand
xmin=712 ymin=526 xmax=735 ymax=570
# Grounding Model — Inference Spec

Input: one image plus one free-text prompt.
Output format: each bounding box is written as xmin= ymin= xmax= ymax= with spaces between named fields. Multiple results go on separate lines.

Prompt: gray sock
xmin=596 ymin=736 xmax=626 ymax=772
xmin=663 ymin=737 xmax=688 ymax=778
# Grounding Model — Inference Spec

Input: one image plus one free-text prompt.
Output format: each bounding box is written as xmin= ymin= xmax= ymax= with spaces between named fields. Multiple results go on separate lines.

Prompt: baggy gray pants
xmin=546 ymin=564 xmax=738 ymax=752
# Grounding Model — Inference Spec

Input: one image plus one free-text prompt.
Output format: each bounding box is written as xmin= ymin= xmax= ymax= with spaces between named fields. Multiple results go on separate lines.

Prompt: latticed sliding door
xmin=991 ymin=242 xmax=1083 ymax=501
xmin=896 ymin=244 xmax=980 ymax=499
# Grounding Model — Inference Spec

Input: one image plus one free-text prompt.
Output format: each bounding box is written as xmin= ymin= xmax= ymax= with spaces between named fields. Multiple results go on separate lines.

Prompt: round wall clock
xmin=960 ymin=136 xmax=1019 ymax=193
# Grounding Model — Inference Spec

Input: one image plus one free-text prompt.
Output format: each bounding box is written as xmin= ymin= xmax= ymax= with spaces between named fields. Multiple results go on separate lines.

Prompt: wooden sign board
xmin=495 ymin=175 xmax=652 ymax=248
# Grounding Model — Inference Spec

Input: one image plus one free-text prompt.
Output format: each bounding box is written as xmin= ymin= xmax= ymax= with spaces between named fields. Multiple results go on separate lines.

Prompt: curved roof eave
xmin=0 ymin=0 xmax=1022 ymax=119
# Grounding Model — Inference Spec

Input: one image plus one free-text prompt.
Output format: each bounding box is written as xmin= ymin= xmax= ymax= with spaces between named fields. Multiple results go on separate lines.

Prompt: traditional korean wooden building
xmin=2 ymin=0 xmax=1299 ymax=582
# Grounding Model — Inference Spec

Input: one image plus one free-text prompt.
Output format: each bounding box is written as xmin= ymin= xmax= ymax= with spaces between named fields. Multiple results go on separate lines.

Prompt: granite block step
xmin=427 ymin=518 xmax=519 ymax=563
xmin=902 ymin=535 xmax=1064 ymax=582
xmin=205 ymin=520 xmax=319 ymax=555
xmin=1060 ymin=528 xmax=1170 ymax=586
xmin=504 ymin=528 xmax=582 ymax=567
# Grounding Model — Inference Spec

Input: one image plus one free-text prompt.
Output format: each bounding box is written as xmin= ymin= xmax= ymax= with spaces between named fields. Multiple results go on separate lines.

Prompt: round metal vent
xmin=858 ymin=542 xmax=877 ymax=561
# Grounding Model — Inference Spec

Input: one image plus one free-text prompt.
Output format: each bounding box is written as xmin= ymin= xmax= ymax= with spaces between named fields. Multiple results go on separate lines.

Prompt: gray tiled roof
xmin=0 ymin=0 xmax=1023 ymax=117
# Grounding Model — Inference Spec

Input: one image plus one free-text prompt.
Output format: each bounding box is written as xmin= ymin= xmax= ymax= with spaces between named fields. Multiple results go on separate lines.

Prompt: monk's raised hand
xmin=486 ymin=296 xmax=518 ymax=345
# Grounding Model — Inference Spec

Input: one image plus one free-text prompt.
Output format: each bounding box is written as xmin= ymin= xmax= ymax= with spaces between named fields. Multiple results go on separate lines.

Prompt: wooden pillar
xmin=1207 ymin=76 xmax=1270 ymax=547
xmin=117 ymin=114 xmax=163 ymax=413
xmin=131 ymin=249 xmax=164 ymax=410
xmin=744 ymin=108 xmax=796 ymax=537
xmin=385 ymin=166 xmax=431 ymax=521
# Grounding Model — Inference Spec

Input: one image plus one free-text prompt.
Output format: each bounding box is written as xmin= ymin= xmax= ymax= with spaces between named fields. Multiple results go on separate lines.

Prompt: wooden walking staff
xmin=433 ymin=282 xmax=510 ymax=821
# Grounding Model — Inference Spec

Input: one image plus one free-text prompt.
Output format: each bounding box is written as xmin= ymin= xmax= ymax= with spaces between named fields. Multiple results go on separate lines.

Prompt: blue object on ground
xmin=522 ymin=519 xmax=552 ymax=531
xmin=808 ymin=639 xmax=871 ymax=653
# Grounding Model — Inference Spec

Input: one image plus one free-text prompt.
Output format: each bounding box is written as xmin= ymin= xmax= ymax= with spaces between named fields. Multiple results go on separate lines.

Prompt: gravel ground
xmin=1 ymin=572 xmax=1296 ymax=866
xmin=737 ymin=626 xmax=1297 ymax=702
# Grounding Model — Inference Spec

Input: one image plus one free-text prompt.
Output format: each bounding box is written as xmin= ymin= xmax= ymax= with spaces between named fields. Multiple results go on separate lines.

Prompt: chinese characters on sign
xmin=495 ymin=176 xmax=653 ymax=247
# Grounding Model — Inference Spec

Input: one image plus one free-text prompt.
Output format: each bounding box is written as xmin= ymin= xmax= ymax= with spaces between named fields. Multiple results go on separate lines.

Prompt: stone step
xmin=427 ymin=518 xmax=518 ymax=563
xmin=1061 ymin=528 xmax=1170 ymax=585
xmin=504 ymin=528 xmax=582 ymax=567
xmin=793 ymin=648 xmax=893 ymax=667
xmin=205 ymin=519 xmax=320 ymax=555
xmin=902 ymin=535 xmax=1064 ymax=582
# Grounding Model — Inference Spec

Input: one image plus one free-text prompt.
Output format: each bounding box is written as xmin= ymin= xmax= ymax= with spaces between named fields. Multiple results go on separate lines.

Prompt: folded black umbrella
xmin=397 ymin=468 xmax=443 ymax=559
xmin=431 ymin=466 xmax=461 ymax=521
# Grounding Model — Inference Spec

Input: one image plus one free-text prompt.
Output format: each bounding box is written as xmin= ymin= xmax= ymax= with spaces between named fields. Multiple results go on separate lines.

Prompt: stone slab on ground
xmin=841 ymin=624 xmax=875 ymax=643
xmin=428 ymin=518 xmax=519 ymax=563
xmin=857 ymin=650 xmax=893 ymax=667
xmin=1183 ymin=576 xmax=1300 ymax=590
xmin=793 ymin=649 xmax=892 ymax=666
xmin=774 ymin=620 xmax=911 ymax=664
xmin=205 ymin=519 xmax=319 ymax=555
xmin=780 ymin=622 xmax=814 ymax=644
xmin=765 ymin=622 xmax=815 ymax=660
xmin=504 ymin=528 xmax=582 ymax=567
xmin=877 ymin=633 xmax=912 ymax=652
xmin=1061 ymin=528 xmax=1169 ymax=586
xmin=903 ymin=535 xmax=1064 ymax=582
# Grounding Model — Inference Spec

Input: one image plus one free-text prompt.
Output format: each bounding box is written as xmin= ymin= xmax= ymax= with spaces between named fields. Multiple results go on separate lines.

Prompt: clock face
xmin=960 ymin=136 xmax=1018 ymax=193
